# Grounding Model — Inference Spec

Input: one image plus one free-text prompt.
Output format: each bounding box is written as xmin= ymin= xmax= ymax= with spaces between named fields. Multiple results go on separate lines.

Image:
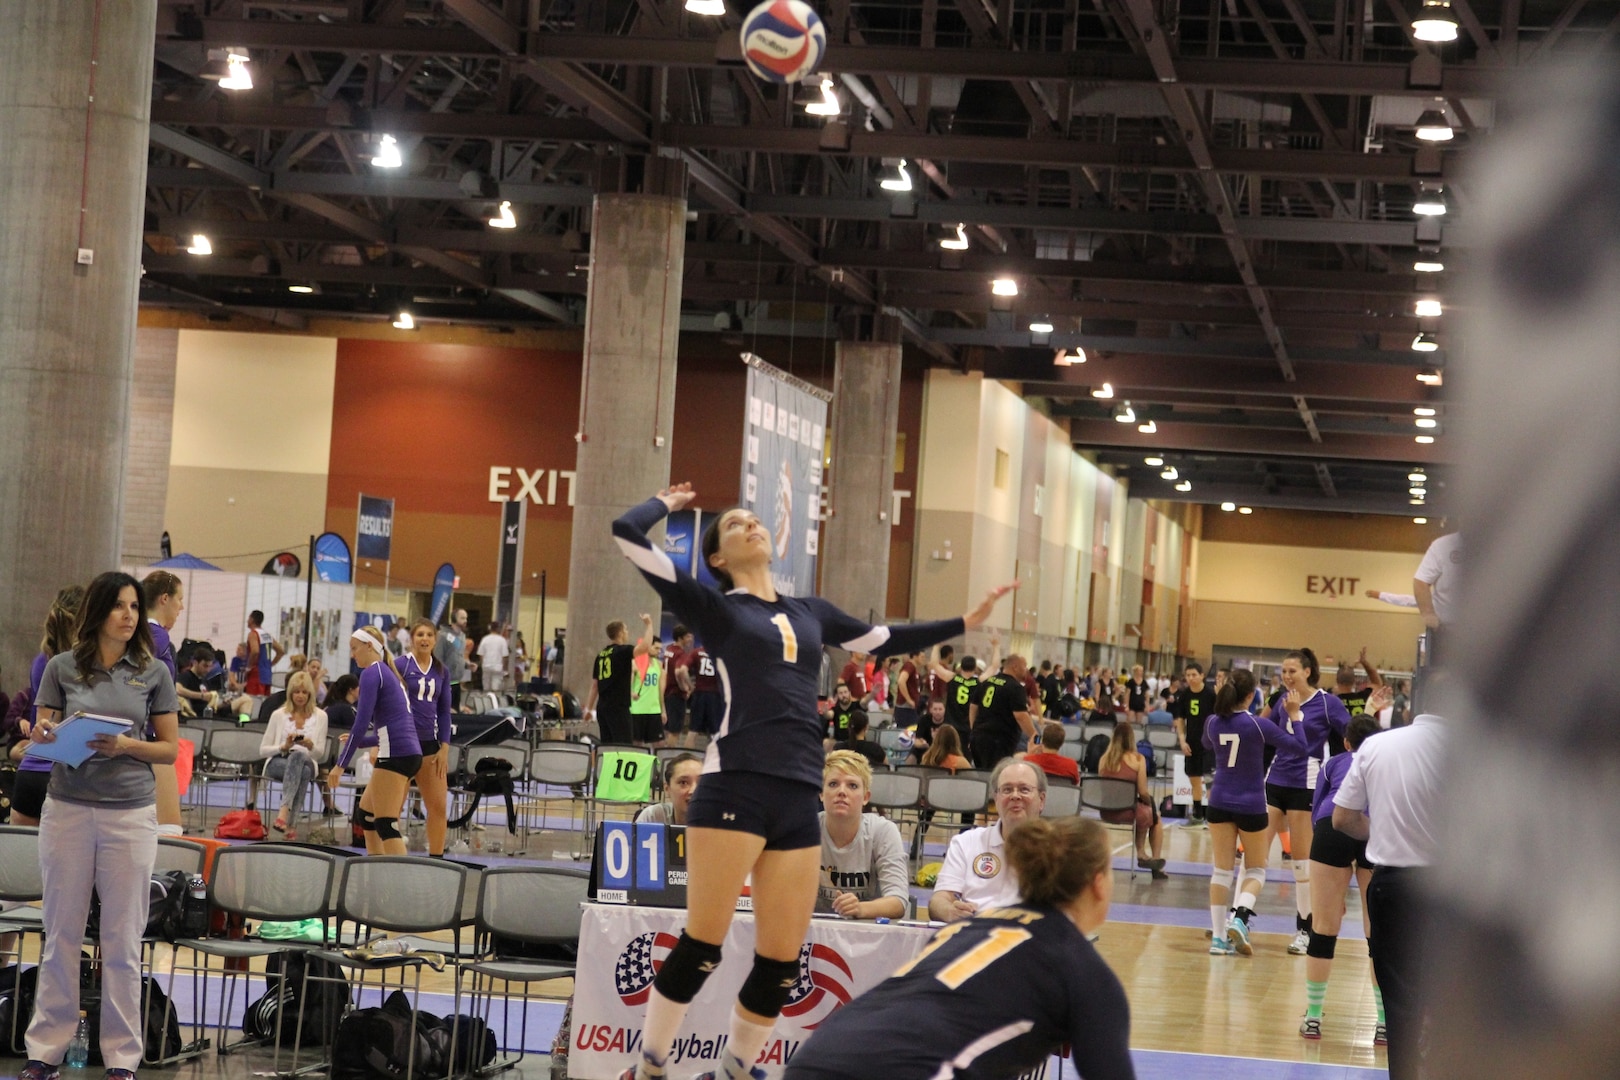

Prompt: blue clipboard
xmin=26 ymin=712 xmax=135 ymax=768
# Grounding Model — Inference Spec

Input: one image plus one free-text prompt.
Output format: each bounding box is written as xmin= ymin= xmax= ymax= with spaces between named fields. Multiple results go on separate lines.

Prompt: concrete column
xmin=821 ymin=340 xmax=903 ymax=623
xmin=562 ymin=193 xmax=686 ymax=695
xmin=0 ymin=1 xmax=158 ymax=680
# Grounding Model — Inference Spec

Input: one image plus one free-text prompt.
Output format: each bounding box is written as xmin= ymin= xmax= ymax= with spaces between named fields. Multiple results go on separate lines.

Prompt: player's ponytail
xmin=1005 ymin=817 xmax=1111 ymax=909
xmin=1214 ymin=669 xmax=1256 ymax=714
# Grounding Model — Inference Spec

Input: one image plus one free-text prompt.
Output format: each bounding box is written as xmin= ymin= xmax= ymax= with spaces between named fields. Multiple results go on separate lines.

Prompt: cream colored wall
xmin=1196 ymin=541 xmax=1425 ymax=611
xmin=1190 ymin=599 xmax=1423 ymax=672
xmin=164 ymin=330 xmax=338 ymax=572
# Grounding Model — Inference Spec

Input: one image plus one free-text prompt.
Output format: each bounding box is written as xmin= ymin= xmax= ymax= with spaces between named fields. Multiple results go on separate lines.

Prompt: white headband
xmin=351 ymin=628 xmax=383 ymax=655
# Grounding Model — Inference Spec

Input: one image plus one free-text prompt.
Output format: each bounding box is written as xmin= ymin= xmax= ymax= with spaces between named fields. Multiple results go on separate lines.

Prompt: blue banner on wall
xmin=739 ymin=355 xmax=829 ymax=597
xmin=430 ymin=563 xmax=457 ymax=624
xmin=356 ymin=494 xmax=395 ymax=561
xmin=663 ymin=510 xmax=698 ymax=577
xmin=313 ymin=532 xmax=352 ymax=583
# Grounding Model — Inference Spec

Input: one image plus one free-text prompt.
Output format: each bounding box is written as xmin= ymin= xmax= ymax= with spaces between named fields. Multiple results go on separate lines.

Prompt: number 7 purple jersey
xmin=1203 ymin=711 xmax=1305 ymax=816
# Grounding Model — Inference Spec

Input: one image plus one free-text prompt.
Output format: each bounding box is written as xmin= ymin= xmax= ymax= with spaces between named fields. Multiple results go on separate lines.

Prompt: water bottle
xmin=65 ymin=1012 xmax=89 ymax=1068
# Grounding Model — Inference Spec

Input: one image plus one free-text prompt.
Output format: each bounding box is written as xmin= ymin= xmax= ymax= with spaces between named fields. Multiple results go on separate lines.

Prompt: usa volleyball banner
xmin=739 ymin=353 xmax=830 ymax=598
xmin=571 ymin=905 xmax=929 ymax=1079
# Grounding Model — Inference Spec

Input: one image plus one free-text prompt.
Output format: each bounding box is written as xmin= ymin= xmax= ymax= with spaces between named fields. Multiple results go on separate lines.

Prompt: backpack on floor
xmin=0 ymin=964 xmax=38 ymax=1054
xmin=215 ymin=808 xmax=267 ymax=840
xmin=1137 ymin=739 xmax=1157 ymax=777
xmin=78 ymin=974 xmax=182 ymax=1065
xmin=332 ymin=990 xmax=442 ymax=1080
xmin=243 ymin=951 xmax=352 ymax=1048
xmin=86 ymin=869 xmax=193 ymax=942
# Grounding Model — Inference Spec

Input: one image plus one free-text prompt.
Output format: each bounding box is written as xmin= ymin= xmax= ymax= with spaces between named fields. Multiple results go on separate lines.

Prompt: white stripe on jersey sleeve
xmin=839 ymin=625 xmax=892 ymax=653
xmin=927 ymin=1021 xmax=1036 ymax=1080
xmin=614 ymin=535 xmax=677 ymax=583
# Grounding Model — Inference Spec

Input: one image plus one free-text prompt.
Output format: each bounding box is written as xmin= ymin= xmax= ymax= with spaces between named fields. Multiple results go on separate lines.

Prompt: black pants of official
xmin=969 ymin=729 xmax=1017 ymax=771
xmin=1366 ymin=865 xmax=1432 ymax=1080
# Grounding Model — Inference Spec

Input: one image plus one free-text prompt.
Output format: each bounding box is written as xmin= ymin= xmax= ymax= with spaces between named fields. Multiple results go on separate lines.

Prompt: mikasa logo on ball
xmin=739 ymin=0 xmax=827 ymax=84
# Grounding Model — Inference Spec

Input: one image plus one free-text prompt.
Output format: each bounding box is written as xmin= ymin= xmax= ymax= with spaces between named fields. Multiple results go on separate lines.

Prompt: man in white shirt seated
xmin=817 ymin=750 xmax=910 ymax=920
xmin=927 ymin=759 xmax=1048 ymax=923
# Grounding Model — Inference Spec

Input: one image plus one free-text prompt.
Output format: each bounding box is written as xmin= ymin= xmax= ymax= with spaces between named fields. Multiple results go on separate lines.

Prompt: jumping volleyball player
xmin=613 ymin=484 xmax=1014 ymax=1080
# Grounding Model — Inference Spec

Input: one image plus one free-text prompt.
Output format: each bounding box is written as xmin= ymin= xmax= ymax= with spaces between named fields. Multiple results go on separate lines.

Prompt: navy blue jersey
xmin=784 ymin=905 xmax=1134 ymax=1080
xmin=614 ymin=498 xmax=965 ymax=788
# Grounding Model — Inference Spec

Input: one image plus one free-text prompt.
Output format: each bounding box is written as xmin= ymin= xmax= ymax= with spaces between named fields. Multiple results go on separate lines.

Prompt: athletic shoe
xmin=1226 ymin=914 xmax=1253 ymax=956
xmin=20 ymin=1061 xmax=60 ymax=1080
xmin=1209 ymin=936 xmax=1236 ymax=956
xmin=1181 ymin=817 xmax=1207 ymax=829
xmin=1137 ymin=857 xmax=1167 ymax=872
xmin=1374 ymin=1023 xmax=1388 ymax=1046
xmin=1151 ymin=867 xmax=1170 ymax=880
xmin=1288 ymin=928 xmax=1310 ymax=955
xmin=1299 ymin=1016 xmax=1322 ymax=1040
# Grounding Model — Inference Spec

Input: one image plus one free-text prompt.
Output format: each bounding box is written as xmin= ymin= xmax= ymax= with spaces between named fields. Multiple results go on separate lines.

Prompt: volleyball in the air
xmin=739 ymin=0 xmax=826 ymax=84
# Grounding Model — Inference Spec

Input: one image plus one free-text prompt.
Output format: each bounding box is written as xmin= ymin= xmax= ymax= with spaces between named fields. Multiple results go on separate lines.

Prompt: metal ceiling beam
xmin=987 ymin=351 xmax=1442 ymax=402
xmin=954 ymin=329 xmax=1444 ymax=368
xmin=885 ymin=293 xmax=1421 ymax=333
xmin=1065 ymin=416 xmax=1444 ymax=463
xmin=181 ymin=19 xmax=1500 ymax=97
xmin=150 ymin=100 xmax=614 ymax=140
xmin=1117 ymin=479 xmax=1428 ymax=515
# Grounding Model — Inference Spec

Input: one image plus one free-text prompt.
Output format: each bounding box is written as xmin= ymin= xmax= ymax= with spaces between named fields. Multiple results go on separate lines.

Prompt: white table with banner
xmin=568 ymin=903 xmax=935 ymax=1079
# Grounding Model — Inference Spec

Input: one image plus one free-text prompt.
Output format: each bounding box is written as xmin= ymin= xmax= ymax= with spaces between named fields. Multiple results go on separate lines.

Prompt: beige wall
xmin=1190 ymin=599 xmax=1424 ymax=673
xmin=123 ymin=328 xmax=179 ymax=564
xmin=163 ymin=330 xmax=337 ymax=572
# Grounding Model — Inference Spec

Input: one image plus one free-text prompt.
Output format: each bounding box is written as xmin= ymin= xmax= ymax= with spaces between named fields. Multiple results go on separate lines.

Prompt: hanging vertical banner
xmin=356 ymin=494 xmax=395 ymax=561
xmin=663 ymin=510 xmax=699 ymax=577
xmin=739 ymin=353 xmax=830 ymax=598
xmin=494 ymin=498 xmax=527 ymax=630
xmin=430 ymin=563 xmax=457 ymax=624
xmin=313 ymin=532 xmax=353 ymax=584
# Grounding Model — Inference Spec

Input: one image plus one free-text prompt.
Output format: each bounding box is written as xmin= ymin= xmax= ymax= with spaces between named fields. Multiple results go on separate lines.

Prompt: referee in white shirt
xmin=927 ymin=760 xmax=1047 ymax=922
xmin=1332 ymin=709 xmax=1446 ymax=1080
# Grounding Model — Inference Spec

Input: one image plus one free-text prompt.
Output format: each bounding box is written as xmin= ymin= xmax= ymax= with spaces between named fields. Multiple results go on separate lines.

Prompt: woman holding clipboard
xmin=22 ymin=571 xmax=179 ymax=1080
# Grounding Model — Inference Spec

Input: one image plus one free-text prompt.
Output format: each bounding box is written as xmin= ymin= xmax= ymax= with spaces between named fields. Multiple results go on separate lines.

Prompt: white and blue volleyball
xmin=740 ymin=0 xmax=827 ymax=85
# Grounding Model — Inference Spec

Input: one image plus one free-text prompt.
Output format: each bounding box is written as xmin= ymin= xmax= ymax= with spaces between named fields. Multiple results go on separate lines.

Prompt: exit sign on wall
xmin=1305 ymin=575 xmax=1360 ymax=598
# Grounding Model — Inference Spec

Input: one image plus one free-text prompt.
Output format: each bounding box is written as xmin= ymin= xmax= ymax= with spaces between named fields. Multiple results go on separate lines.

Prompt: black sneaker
xmin=20 ymin=1061 xmax=60 ymax=1080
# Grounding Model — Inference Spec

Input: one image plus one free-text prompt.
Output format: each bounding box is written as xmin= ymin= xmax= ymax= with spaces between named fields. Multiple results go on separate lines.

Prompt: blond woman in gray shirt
xmin=816 ymin=750 xmax=910 ymax=919
xmin=24 ymin=572 xmax=179 ymax=1080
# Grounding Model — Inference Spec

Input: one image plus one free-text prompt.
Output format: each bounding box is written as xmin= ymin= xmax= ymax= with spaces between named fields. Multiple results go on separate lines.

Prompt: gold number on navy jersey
xmin=770 ymin=614 xmax=799 ymax=663
xmin=893 ymin=924 xmax=1033 ymax=989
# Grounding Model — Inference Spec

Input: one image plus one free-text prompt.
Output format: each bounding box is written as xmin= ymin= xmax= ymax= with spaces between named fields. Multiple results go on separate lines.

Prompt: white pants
xmin=27 ymin=800 xmax=158 ymax=1070
xmin=483 ymin=670 xmax=506 ymax=693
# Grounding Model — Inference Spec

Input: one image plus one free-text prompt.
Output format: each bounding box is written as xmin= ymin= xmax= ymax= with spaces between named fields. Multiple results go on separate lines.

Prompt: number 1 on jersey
xmin=770 ymin=614 xmax=799 ymax=663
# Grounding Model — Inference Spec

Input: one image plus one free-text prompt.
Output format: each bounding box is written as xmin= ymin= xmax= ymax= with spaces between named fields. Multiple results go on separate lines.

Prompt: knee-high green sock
xmin=1373 ymin=984 xmax=1385 ymax=1025
xmin=1305 ymin=980 xmax=1327 ymax=1020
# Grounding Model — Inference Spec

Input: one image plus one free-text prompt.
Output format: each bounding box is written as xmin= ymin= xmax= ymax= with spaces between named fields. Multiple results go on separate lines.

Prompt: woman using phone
xmin=261 ymin=671 xmax=328 ymax=840
xmin=23 ymin=571 xmax=179 ymax=1080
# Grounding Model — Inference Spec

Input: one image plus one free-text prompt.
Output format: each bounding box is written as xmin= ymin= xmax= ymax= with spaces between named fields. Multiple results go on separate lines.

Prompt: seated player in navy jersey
xmin=784 ymin=815 xmax=1134 ymax=1080
xmin=612 ymin=484 xmax=1015 ymax=1080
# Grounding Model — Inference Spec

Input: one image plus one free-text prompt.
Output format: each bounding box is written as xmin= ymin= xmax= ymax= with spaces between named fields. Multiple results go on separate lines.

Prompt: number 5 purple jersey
xmin=613 ymin=497 xmax=964 ymax=788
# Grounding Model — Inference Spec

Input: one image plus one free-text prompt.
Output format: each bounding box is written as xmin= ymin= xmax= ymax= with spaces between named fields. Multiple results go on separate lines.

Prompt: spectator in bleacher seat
xmin=306 ymin=657 xmax=328 ymax=706
xmin=840 ymin=712 xmax=889 ymax=770
xmin=821 ymin=680 xmax=862 ymax=746
xmin=1018 ymin=722 xmax=1080 ymax=784
xmin=636 ymin=754 xmax=703 ymax=827
xmin=261 ymin=671 xmax=328 ymax=840
xmin=177 ymin=648 xmax=241 ymax=718
xmin=928 ymin=759 xmax=1047 ymax=923
xmin=920 ymin=723 xmax=970 ymax=770
xmin=816 ymin=750 xmax=908 ymax=920
xmin=1097 ymin=720 xmax=1167 ymax=878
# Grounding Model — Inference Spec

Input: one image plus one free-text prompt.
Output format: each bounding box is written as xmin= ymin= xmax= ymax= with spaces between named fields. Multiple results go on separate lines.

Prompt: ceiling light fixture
xmin=1239 ymin=506 xmax=1253 ymax=514
xmin=1160 ymin=467 xmax=1178 ymax=481
xmin=372 ymin=134 xmax=403 ymax=169
xmin=220 ymin=52 xmax=253 ymax=91
xmin=880 ymin=159 xmax=913 ymax=192
xmin=1175 ymin=480 xmax=1192 ymax=492
xmin=487 ymin=200 xmax=517 ymax=229
xmin=1414 ymin=298 xmax=1443 ymax=318
xmin=1053 ymin=346 xmax=1086 ymax=365
xmin=1412 ymin=332 xmax=1440 ymax=352
xmin=1411 ymin=497 xmax=1427 ymax=505
xmin=1414 ymin=106 xmax=1454 ymax=142
xmin=1413 ymin=516 xmax=1429 ymax=524
xmin=392 ymin=311 xmax=415 ymax=330
xmin=1221 ymin=502 xmax=1236 ymax=512
xmin=1091 ymin=382 xmax=1114 ymax=399
xmin=1412 ymin=0 xmax=1459 ymax=40
xmin=1412 ymin=189 xmax=1448 ymax=217
xmin=186 ymin=234 xmax=212 ymax=256
xmin=1409 ymin=472 xmax=1428 ymax=483
xmin=1415 ymin=434 xmax=1435 ymax=444
xmin=991 ymin=277 xmax=1018 ymax=297
xmin=1415 ymin=417 xmax=1438 ymax=429
xmin=685 ymin=0 xmax=726 ymax=14
xmin=1417 ymin=368 xmax=1443 ymax=386
xmin=1137 ymin=420 xmax=1157 ymax=434
xmin=805 ymin=76 xmax=840 ymax=116
xmin=287 ymin=283 xmax=316 ymax=295
xmin=1029 ymin=319 xmax=1054 ymax=334
xmin=1145 ymin=457 xmax=1164 ymax=467
xmin=1414 ymin=407 xmax=1437 ymax=417
xmin=1113 ymin=402 xmax=1136 ymax=424
xmin=939 ymin=224 xmax=969 ymax=251
xmin=1413 ymin=258 xmax=1445 ymax=273
xmin=1410 ymin=487 xmax=1428 ymax=496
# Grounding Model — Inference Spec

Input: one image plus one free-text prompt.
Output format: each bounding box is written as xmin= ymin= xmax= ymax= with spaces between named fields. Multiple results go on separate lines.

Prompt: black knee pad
xmin=651 ymin=932 xmax=723 ymax=1005
xmin=373 ymin=816 xmax=402 ymax=841
xmin=356 ymin=808 xmax=376 ymax=831
xmin=737 ymin=954 xmax=801 ymax=1020
xmin=1306 ymin=931 xmax=1338 ymax=959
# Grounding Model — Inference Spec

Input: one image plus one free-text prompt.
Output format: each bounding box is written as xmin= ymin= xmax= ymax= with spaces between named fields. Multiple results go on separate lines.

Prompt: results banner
xmin=356 ymin=494 xmax=395 ymax=561
xmin=571 ymin=903 xmax=930 ymax=1079
xmin=739 ymin=354 xmax=829 ymax=598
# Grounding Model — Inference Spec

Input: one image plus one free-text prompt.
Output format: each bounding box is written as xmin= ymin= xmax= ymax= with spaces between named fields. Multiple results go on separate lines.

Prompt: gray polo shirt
xmin=36 ymin=650 xmax=179 ymax=808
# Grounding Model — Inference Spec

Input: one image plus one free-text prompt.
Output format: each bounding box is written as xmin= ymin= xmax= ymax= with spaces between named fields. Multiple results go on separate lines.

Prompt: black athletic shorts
xmin=376 ymin=754 xmax=424 ymax=778
xmin=632 ymin=711 xmax=665 ymax=745
xmin=1183 ymin=746 xmax=1209 ymax=775
xmin=1266 ymin=783 xmax=1313 ymax=814
xmin=969 ymin=729 xmax=1018 ymax=771
xmin=418 ymin=739 xmax=441 ymax=758
xmin=597 ymin=705 xmax=633 ymax=744
xmin=12 ymin=770 xmax=49 ymax=820
xmin=664 ymin=696 xmax=688 ymax=734
xmin=688 ymin=692 xmax=724 ymax=736
xmin=686 ymin=771 xmax=821 ymax=850
xmin=1311 ymin=816 xmax=1374 ymax=869
xmin=1206 ymin=805 xmax=1270 ymax=833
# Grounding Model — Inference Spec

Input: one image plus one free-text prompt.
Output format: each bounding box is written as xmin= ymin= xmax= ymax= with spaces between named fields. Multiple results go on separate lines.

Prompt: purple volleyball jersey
xmin=1264 ymin=689 xmax=1351 ymax=790
xmin=1203 ymin=711 xmax=1304 ymax=815
xmin=396 ymin=653 xmax=453 ymax=745
xmin=1312 ymin=750 xmax=1355 ymax=826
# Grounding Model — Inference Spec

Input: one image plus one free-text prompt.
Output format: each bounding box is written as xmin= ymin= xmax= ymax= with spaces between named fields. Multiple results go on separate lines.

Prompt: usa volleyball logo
xmin=614 ymin=930 xmax=681 ymax=1006
xmin=739 ymin=0 xmax=827 ymax=84
xmin=779 ymin=942 xmax=853 ymax=1028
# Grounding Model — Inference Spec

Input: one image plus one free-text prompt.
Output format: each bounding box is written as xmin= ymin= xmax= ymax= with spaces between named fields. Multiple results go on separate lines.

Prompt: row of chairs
xmin=0 ymin=828 xmax=586 ymax=1080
